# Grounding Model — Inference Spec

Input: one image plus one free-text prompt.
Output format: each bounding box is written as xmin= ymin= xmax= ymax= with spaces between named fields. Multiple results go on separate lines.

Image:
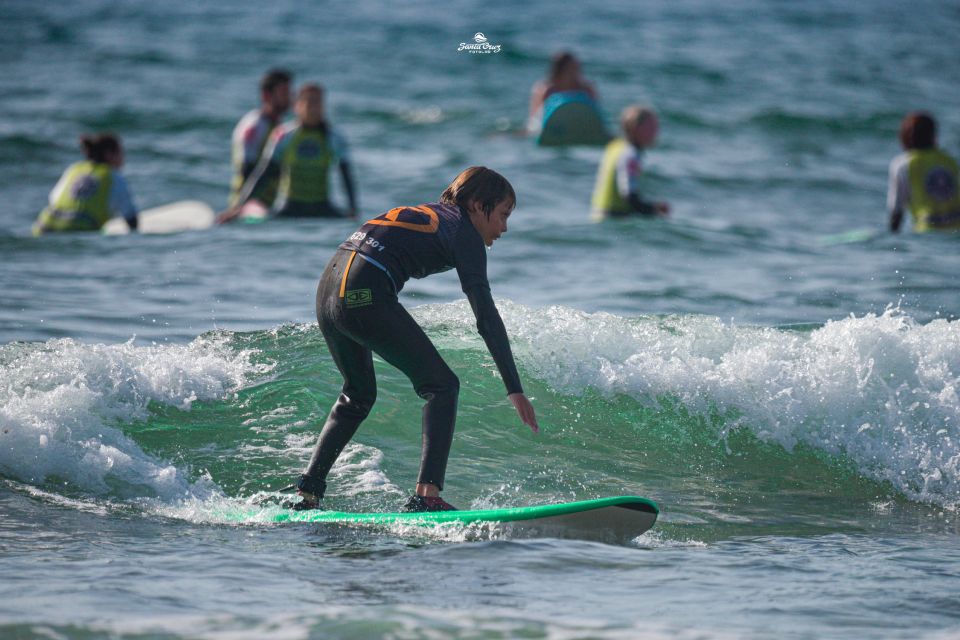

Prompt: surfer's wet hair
xmin=297 ymin=83 xmax=324 ymax=100
xmin=260 ymin=68 xmax=292 ymax=94
xmin=440 ymin=167 xmax=516 ymax=216
xmin=621 ymin=105 xmax=656 ymax=134
xmin=899 ymin=111 xmax=936 ymax=150
xmin=79 ymin=132 xmax=121 ymax=164
xmin=549 ymin=51 xmax=579 ymax=83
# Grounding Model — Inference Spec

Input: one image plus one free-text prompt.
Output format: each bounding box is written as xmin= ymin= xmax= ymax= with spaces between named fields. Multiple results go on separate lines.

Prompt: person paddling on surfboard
xmin=290 ymin=167 xmax=539 ymax=512
xmin=591 ymin=105 xmax=670 ymax=220
xmin=33 ymin=132 xmax=139 ymax=235
xmin=528 ymin=51 xmax=598 ymax=133
xmin=218 ymin=83 xmax=358 ymax=222
xmin=888 ymin=111 xmax=960 ymax=233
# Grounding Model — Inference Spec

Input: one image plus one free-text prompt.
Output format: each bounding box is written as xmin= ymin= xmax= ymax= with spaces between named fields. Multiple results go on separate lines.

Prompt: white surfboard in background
xmin=102 ymin=200 xmax=215 ymax=235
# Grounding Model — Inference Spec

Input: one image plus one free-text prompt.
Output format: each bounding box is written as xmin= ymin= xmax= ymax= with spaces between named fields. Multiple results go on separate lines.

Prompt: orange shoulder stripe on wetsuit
xmin=365 ymin=205 xmax=439 ymax=233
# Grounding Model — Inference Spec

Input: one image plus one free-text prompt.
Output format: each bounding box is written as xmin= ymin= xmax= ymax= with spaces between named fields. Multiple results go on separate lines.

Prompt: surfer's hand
xmin=889 ymin=209 xmax=904 ymax=233
xmin=216 ymin=207 xmax=241 ymax=224
xmin=508 ymin=392 xmax=539 ymax=434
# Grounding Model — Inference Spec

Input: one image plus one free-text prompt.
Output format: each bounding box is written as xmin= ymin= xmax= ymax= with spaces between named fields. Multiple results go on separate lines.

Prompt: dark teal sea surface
xmin=2 ymin=1 xmax=960 ymax=638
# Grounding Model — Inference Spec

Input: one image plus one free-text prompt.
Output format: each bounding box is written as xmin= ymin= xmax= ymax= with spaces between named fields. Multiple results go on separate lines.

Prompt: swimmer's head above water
xmin=899 ymin=111 xmax=937 ymax=151
xmin=295 ymin=83 xmax=327 ymax=128
xmin=259 ymin=68 xmax=292 ymax=119
xmin=621 ymin=105 xmax=659 ymax=150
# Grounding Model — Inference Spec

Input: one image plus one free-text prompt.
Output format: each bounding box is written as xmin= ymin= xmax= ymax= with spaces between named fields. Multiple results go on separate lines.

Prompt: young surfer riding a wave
xmin=290 ymin=167 xmax=540 ymax=512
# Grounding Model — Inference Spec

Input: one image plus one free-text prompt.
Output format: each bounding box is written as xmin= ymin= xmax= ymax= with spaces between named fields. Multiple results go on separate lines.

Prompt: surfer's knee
xmin=439 ymin=368 xmax=460 ymax=398
xmin=336 ymin=389 xmax=376 ymax=419
xmin=355 ymin=393 xmax=377 ymax=418
xmin=354 ymin=390 xmax=377 ymax=417
xmin=416 ymin=367 xmax=459 ymax=401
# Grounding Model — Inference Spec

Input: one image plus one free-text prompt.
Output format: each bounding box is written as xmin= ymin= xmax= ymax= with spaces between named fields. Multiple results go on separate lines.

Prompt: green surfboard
xmin=536 ymin=91 xmax=611 ymax=147
xmin=257 ymin=495 xmax=659 ymax=541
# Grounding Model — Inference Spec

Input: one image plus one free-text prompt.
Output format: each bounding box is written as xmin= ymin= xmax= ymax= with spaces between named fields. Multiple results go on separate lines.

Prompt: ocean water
xmin=2 ymin=1 xmax=960 ymax=638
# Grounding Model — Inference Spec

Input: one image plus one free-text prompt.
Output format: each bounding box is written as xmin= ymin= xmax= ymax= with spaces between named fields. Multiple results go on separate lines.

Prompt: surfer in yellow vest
xmin=888 ymin=111 xmax=960 ymax=233
xmin=228 ymin=68 xmax=292 ymax=208
xmin=218 ymin=83 xmax=357 ymax=222
xmin=591 ymin=105 xmax=670 ymax=220
xmin=528 ymin=51 xmax=598 ymax=132
xmin=33 ymin=133 xmax=139 ymax=235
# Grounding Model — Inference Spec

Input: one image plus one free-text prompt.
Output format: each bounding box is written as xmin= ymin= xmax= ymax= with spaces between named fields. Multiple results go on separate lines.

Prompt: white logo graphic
xmin=458 ymin=31 xmax=501 ymax=54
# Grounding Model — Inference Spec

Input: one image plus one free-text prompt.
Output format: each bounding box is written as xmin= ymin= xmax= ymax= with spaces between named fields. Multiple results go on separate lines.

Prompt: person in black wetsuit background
xmin=291 ymin=166 xmax=540 ymax=512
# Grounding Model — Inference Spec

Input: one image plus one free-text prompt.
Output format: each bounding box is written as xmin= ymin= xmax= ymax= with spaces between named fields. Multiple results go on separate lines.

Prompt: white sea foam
xmin=329 ymin=443 xmax=404 ymax=498
xmin=153 ymin=440 xmax=403 ymax=525
xmin=417 ymin=302 xmax=960 ymax=508
xmin=0 ymin=334 xmax=266 ymax=500
xmin=59 ymin=606 xmax=746 ymax=640
xmin=277 ymin=434 xmax=402 ymax=499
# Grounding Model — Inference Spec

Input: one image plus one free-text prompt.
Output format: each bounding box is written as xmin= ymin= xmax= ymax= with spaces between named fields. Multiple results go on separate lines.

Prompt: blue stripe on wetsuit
xmin=355 ymin=252 xmax=398 ymax=293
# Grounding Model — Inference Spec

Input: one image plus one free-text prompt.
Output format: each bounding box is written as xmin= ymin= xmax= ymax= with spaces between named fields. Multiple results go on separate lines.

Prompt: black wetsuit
xmin=304 ymin=202 xmax=522 ymax=490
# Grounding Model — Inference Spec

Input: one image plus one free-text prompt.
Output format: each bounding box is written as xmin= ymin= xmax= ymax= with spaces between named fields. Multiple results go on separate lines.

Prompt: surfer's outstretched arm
xmin=889 ymin=207 xmax=904 ymax=233
xmin=462 ymin=283 xmax=539 ymax=434
xmin=338 ymin=160 xmax=358 ymax=218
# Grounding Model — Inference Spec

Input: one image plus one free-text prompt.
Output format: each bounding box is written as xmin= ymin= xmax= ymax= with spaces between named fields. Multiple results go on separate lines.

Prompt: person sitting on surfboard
xmin=290 ymin=166 xmax=539 ymax=512
xmin=228 ymin=68 xmax=292 ymax=209
xmin=218 ymin=83 xmax=357 ymax=222
xmin=528 ymin=51 xmax=598 ymax=133
xmin=33 ymin=133 xmax=139 ymax=235
xmin=591 ymin=105 xmax=670 ymax=220
xmin=888 ymin=111 xmax=960 ymax=233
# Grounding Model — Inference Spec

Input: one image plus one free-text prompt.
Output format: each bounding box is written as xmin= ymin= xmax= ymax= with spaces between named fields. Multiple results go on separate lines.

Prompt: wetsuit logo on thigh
xmin=344 ymin=288 xmax=373 ymax=308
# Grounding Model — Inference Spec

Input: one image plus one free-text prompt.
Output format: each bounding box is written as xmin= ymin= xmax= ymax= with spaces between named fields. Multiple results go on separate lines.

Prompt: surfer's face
xmin=468 ymin=198 xmax=514 ymax=247
xmin=630 ymin=114 xmax=659 ymax=149
xmin=296 ymin=90 xmax=325 ymax=127
xmin=266 ymin=82 xmax=292 ymax=116
xmin=106 ymin=146 xmax=124 ymax=169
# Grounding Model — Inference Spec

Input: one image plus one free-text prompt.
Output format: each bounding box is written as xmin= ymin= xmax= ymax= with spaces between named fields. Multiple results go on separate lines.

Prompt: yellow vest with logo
xmin=280 ymin=127 xmax=334 ymax=204
xmin=34 ymin=161 xmax=113 ymax=234
xmin=591 ymin=138 xmax=630 ymax=215
xmin=906 ymin=149 xmax=960 ymax=232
